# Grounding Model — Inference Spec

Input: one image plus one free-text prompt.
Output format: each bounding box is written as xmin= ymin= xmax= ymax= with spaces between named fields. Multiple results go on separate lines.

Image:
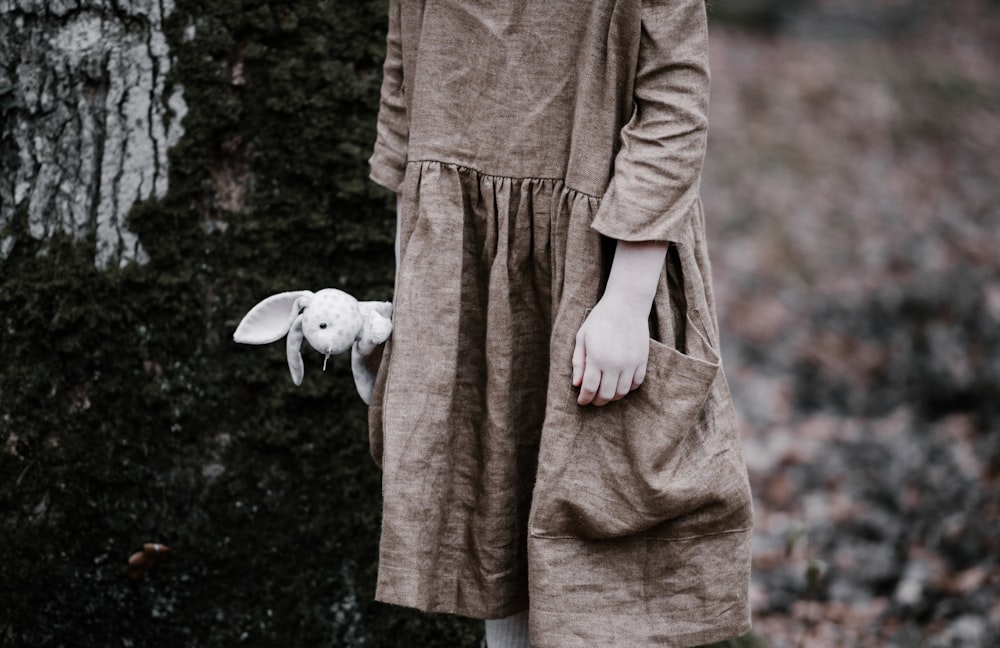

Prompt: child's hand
xmin=572 ymin=294 xmax=650 ymax=406
xmin=572 ymin=239 xmax=668 ymax=406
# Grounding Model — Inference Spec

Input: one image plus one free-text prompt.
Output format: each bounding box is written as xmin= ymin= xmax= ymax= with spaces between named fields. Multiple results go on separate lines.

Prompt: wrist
xmin=600 ymin=283 xmax=656 ymax=314
xmin=602 ymin=239 xmax=668 ymax=313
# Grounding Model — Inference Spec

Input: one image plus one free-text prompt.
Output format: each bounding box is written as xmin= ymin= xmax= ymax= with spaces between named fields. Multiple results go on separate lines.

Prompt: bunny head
xmin=233 ymin=289 xmax=392 ymax=394
xmin=298 ymin=289 xmax=365 ymax=357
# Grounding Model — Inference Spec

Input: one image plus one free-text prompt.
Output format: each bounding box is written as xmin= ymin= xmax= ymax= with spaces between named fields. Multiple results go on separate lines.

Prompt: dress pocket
xmin=529 ymin=309 xmax=750 ymax=541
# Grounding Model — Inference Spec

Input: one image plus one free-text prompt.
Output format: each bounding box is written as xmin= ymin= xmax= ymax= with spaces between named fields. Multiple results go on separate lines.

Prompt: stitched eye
xmin=319 ymin=323 xmax=328 ymax=329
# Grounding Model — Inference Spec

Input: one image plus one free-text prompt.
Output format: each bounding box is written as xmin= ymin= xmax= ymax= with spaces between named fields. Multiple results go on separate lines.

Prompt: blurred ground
xmin=703 ymin=1 xmax=1000 ymax=646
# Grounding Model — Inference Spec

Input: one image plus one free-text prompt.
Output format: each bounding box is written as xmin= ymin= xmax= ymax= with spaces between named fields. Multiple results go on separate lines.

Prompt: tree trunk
xmin=0 ymin=0 xmax=184 ymax=267
xmin=0 ymin=0 xmax=486 ymax=645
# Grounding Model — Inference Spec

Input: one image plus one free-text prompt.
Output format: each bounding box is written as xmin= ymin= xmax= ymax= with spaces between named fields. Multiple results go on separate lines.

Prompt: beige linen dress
xmin=367 ymin=1 xmax=753 ymax=646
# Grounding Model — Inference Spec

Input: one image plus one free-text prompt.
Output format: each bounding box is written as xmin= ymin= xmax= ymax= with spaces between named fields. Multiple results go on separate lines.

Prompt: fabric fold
xmin=369 ymin=0 xmax=409 ymax=192
xmin=373 ymin=162 xmax=599 ymax=618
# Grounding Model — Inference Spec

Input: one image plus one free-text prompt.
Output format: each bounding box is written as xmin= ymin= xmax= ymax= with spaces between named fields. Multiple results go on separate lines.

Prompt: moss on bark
xmin=0 ymin=1 xmax=482 ymax=645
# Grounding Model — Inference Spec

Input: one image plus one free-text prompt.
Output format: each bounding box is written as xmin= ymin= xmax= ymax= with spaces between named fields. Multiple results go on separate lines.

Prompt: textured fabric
xmin=485 ymin=611 xmax=534 ymax=648
xmin=367 ymin=1 xmax=753 ymax=646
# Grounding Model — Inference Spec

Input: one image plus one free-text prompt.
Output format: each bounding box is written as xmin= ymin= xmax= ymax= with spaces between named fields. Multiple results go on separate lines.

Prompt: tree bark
xmin=0 ymin=0 xmax=185 ymax=268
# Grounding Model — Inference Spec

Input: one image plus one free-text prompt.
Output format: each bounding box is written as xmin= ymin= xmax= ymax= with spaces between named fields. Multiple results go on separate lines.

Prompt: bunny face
xmin=234 ymin=287 xmax=392 ymax=395
xmin=300 ymin=289 xmax=364 ymax=356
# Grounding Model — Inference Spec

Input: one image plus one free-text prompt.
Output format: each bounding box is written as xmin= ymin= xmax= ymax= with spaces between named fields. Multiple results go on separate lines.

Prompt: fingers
xmin=574 ymin=329 xmax=598 ymax=403
xmin=577 ymin=363 xmax=602 ymax=405
xmin=572 ymin=334 xmax=586 ymax=387
xmin=632 ymin=362 xmax=647 ymax=390
xmin=573 ymin=322 xmax=647 ymax=406
xmin=593 ymin=372 xmax=621 ymax=406
xmin=581 ymin=368 xmax=641 ymax=407
xmin=612 ymin=370 xmax=635 ymax=402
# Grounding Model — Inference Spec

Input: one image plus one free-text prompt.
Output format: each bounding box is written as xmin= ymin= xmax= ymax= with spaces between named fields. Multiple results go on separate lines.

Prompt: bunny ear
xmin=286 ymin=314 xmax=305 ymax=386
xmin=351 ymin=346 xmax=376 ymax=405
xmin=234 ymin=291 xmax=314 ymax=345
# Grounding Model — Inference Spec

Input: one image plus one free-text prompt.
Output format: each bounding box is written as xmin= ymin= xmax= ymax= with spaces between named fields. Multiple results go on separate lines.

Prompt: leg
xmin=484 ymin=610 xmax=533 ymax=648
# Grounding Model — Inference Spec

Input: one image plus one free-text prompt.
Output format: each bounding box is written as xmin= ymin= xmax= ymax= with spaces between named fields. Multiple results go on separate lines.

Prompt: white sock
xmin=484 ymin=610 xmax=533 ymax=648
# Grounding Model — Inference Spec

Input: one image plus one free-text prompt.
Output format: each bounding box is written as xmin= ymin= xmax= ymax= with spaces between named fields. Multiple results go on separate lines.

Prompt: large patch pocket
xmin=530 ymin=251 xmax=751 ymax=541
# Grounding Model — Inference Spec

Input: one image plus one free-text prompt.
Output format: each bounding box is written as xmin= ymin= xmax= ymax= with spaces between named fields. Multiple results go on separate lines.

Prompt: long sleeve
xmin=368 ymin=0 xmax=409 ymax=192
xmin=590 ymin=0 xmax=710 ymax=243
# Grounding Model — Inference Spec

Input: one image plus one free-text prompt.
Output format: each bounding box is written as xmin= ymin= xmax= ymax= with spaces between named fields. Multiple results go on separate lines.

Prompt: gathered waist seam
xmin=406 ymin=158 xmax=602 ymax=200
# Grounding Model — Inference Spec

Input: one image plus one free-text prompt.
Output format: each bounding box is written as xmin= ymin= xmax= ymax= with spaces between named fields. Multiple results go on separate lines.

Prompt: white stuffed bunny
xmin=233 ymin=289 xmax=392 ymax=404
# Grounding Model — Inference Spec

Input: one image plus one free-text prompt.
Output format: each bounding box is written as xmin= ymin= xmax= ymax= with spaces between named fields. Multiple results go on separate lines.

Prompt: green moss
xmin=0 ymin=1 xmax=478 ymax=645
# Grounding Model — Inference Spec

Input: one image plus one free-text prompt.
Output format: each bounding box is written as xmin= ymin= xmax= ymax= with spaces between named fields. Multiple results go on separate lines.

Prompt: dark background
xmin=2 ymin=1 xmax=998 ymax=646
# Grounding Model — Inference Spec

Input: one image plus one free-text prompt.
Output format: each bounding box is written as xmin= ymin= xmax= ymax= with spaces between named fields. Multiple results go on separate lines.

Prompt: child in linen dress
xmin=367 ymin=1 xmax=753 ymax=646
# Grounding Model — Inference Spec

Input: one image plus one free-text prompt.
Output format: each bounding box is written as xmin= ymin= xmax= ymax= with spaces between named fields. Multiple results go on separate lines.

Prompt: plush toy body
xmin=233 ymin=289 xmax=392 ymax=404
